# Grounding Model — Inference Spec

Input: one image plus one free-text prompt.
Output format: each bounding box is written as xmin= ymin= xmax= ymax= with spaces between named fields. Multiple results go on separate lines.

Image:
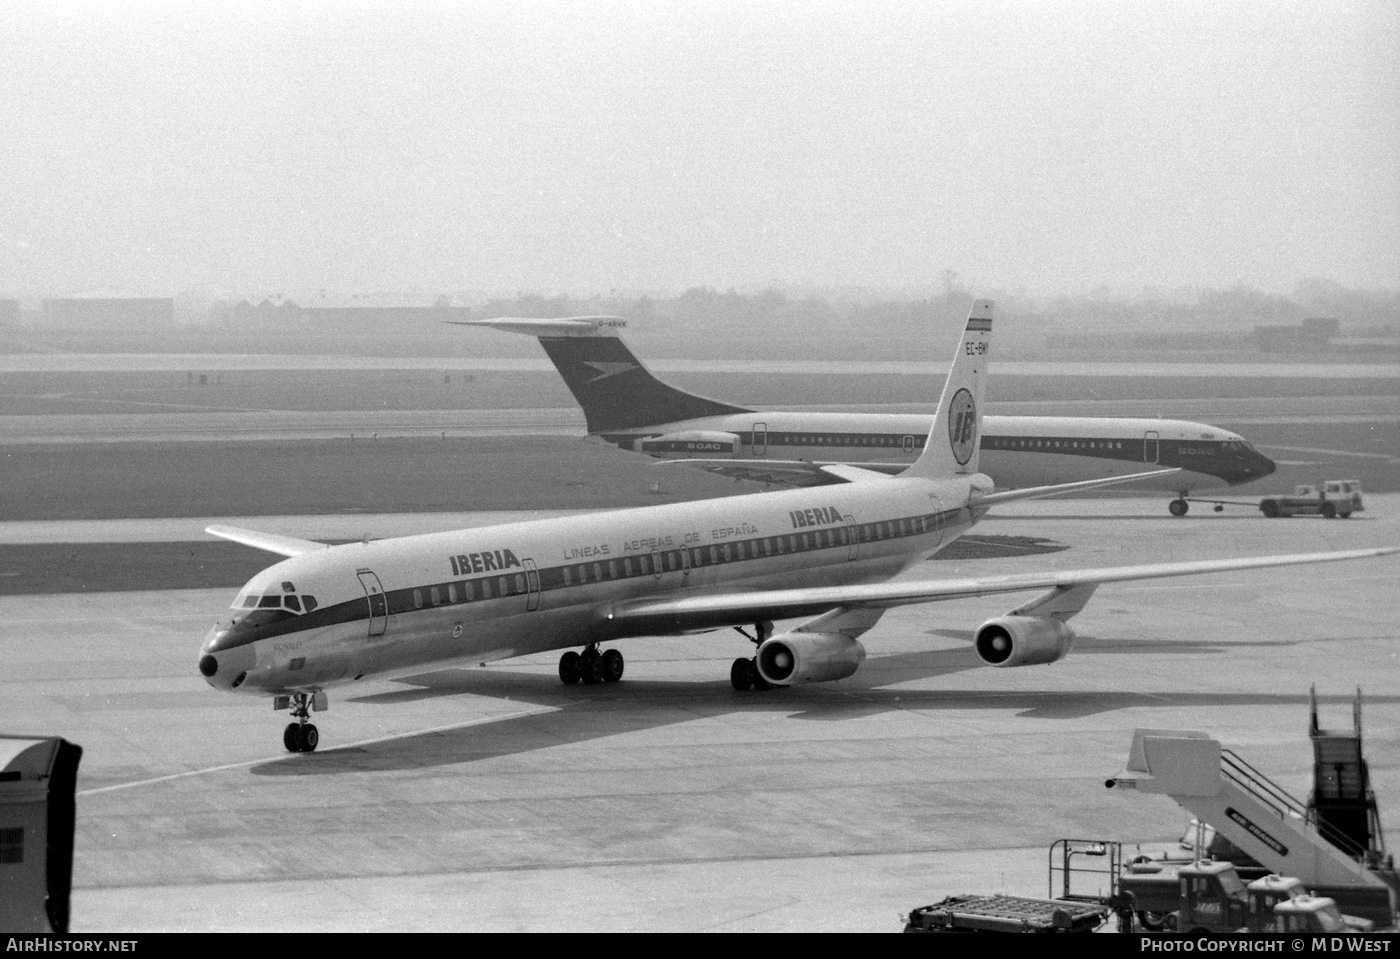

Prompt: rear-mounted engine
xmin=974 ymin=616 xmax=1076 ymax=667
xmin=755 ymin=632 xmax=866 ymax=685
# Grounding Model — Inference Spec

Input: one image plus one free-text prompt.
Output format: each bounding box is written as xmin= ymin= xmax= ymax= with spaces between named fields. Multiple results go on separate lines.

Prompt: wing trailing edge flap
xmin=205 ymin=525 xmax=329 ymax=557
xmin=601 ymin=547 xmax=1397 ymax=637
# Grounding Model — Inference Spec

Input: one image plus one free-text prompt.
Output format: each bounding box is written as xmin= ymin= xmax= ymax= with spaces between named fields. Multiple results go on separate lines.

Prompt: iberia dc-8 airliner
xmin=199 ymin=301 xmax=1393 ymax=753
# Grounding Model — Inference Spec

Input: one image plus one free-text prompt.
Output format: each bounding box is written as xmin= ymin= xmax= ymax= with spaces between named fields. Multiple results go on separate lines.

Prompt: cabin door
xmin=523 ymin=559 xmax=541 ymax=611
xmin=1144 ymin=431 xmax=1160 ymax=464
xmin=843 ymin=514 xmax=859 ymax=561
xmin=752 ymin=423 xmax=768 ymax=457
xmin=356 ymin=569 xmax=388 ymax=637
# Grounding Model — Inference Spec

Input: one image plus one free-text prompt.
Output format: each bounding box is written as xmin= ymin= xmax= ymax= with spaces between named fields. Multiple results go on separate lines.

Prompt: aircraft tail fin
xmin=900 ymin=299 xmax=993 ymax=481
xmin=450 ymin=316 xmax=749 ymax=434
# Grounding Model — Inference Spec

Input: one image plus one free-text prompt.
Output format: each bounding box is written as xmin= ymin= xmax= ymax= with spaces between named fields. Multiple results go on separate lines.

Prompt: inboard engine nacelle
xmin=756 ymin=632 xmax=866 ymax=685
xmin=638 ymin=430 xmax=740 ymax=458
xmin=974 ymin=616 xmax=1076 ymax=667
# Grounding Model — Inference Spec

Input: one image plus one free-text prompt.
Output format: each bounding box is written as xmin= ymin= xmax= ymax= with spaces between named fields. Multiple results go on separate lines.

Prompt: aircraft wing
xmin=657 ymin=458 xmax=905 ymax=488
xmin=205 ymin=525 xmax=330 ymax=558
xmin=598 ymin=547 xmax=1397 ymax=635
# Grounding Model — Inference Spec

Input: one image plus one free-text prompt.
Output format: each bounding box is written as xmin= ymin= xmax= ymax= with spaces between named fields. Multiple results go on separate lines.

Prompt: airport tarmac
xmin=4 ymin=495 xmax=1397 ymax=932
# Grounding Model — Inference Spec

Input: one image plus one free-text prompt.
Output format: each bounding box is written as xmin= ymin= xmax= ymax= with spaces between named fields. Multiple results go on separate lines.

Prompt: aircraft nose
xmin=199 ymin=626 xmax=254 ymax=690
xmin=1254 ymin=449 xmax=1277 ymax=479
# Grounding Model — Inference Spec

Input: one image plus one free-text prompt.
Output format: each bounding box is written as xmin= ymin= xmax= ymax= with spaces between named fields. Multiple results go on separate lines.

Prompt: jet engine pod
xmin=755 ymin=632 xmax=866 ymax=685
xmin=974 ymin=616 xmax=1076 ymax=667
xmin=638 ymin=430 xmax=740 ymax=458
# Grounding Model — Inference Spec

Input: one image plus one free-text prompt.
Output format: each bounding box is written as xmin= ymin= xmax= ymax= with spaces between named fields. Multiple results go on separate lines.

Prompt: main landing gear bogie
xmin=558 ymin=645 xmax=625 ymax=686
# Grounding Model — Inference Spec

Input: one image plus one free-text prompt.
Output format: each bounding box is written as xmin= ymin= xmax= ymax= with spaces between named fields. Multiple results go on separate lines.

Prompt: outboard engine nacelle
xmin=638 ymin=430 xmax=740 ymax=458
xmin=755 ymin=633 xmax=866 ymax=686
xmin=974 ymin=616 xmax=1076 ymax=667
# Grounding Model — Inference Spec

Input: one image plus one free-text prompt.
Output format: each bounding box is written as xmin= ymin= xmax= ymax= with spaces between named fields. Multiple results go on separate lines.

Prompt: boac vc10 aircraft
xmin=454 ymin=314 xmax=1276 ymax=516
xmin=200 ymin=301 xmax=1391 ymax=752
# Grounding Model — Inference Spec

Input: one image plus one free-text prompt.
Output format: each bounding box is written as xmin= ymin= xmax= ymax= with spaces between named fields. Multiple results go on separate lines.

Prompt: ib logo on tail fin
xmin=902 ymin=299 xmax=993 ymax=480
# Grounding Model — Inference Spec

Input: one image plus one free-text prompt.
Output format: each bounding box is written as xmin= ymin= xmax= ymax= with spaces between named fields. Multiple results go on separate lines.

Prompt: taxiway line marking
xmin=76 ymin=704 xmax=562 ymax=797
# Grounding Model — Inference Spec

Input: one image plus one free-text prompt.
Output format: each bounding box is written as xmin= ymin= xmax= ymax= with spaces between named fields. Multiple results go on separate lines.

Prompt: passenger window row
xmin=377 ymin=510 xmax=947 ymax=617
xmin=759 ymin=432 xmax=925 ymax=448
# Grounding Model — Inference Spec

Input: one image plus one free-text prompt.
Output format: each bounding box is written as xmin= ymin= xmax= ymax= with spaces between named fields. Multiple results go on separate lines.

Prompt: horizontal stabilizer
xmin=446 ymin=316 xmax=626 ymax=338
xmin=971 ymin=468 xmax=1183 ymax=507
xmin=206 ymin=525 xmax=329 ymax=558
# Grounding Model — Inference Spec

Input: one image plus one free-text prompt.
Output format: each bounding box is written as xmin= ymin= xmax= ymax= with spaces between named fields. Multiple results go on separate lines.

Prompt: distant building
xmin=1253 ymin=317 xmax=1340 ymax=353
xmin=41 ymin=297 xmax=174 ymax=331
xmin=292 ymin=305 xmax=475 ymax=332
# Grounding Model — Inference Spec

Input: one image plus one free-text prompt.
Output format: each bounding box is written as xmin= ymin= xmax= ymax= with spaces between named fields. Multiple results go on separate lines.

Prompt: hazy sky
xmin=2 ymin=1 xmax=1397 ymax=299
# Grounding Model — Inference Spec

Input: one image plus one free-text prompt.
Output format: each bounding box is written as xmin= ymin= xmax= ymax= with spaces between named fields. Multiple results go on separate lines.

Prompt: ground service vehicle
xmin=903 ymin=894 xmax=1108 ymax=933
xmin=1259 ymin=480 xmax=1364 ymax=519
xmin=1119 ymin=862 xmax=1374 ymax=933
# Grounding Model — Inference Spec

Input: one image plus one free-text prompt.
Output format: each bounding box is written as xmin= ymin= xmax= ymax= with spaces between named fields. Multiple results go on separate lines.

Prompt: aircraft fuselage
xmin=199 ymin=473 xmax=982 ymax=698
xmin=601 ymin=412 xmax=1274 ymax=491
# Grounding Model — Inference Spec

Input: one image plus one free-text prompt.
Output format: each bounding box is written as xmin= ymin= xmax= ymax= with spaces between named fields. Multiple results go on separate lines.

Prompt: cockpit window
xmin=303 ymin=595 xmax=318 ymax=612
xmin=240 ymin=595 xmax=259 ymax=609
xmin=284 ymin=595 xmax=302 ymax=612
xmin=258 ymin=594 xmax=282 ymax=608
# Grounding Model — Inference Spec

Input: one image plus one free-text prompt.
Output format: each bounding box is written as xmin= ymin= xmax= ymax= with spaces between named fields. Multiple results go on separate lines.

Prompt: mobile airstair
xmin=1107 ymin=699 xmax=1399 ymax=921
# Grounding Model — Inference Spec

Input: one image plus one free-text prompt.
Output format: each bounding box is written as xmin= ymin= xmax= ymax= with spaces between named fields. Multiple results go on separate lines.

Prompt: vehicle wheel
xmin=283 ymin=722 xmax=301 ymax=752
xmin=1137 ymin=910 xmax=1168 ymax=931
xmin=730 ymin=657 xmax=753 ymax=691
xmin=558 ymin=651 xmax=582 ymax=685
xmin=1321 ymin=502 xmax=1337 ymax=519
xmin=581 ymin=652 xmax=604 ymax=685
xmin=298 ymin=724 xmax=319 ymax=752
xmin=1169 ymin=499 xmax=1188 ymax=517
xmin=1260 ymin=500 xmax=1280 ymax=518
xmin=601 ymin=648 xmax=624 ymax=683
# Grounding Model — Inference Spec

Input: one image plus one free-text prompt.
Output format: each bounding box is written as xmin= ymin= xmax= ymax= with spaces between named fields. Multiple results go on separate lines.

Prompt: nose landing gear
xmin=277 ymin=691 xmax=325 ymax=752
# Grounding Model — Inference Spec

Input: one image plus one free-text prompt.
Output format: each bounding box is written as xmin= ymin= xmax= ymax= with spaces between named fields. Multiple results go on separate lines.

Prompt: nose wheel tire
xmin=1168 ymin=498 xmax=1188 ymax=517
xmin=284 ymin=722 xmax=319 ymax=753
